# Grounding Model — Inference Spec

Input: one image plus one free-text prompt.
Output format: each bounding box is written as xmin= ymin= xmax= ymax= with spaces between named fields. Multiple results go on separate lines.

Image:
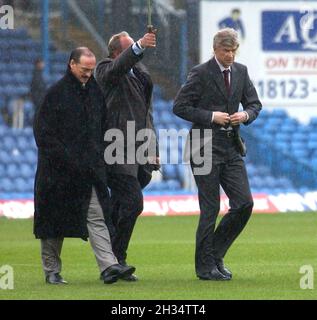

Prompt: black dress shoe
xmin=118 ymin=261 xmax=138 ymax=282
xmin=101 ymin=264 xmax=136 ymax=284
xmin=121 ymin=273 xmax=138 ymax=282
xmin=46 ymin=273 xmax=68 ymax=285
xmin=198 ymin=266 xmax=231 ymax=281
xmin=216 ymin=259 xmax=232 ymax=279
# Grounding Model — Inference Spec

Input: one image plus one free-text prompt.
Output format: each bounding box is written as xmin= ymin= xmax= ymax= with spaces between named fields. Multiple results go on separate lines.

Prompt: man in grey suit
xmin=173 ymin=28 xmax=262 ymax=281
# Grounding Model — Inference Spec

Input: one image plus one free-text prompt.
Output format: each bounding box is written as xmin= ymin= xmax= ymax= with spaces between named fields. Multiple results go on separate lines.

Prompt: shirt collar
xmin=214 ymin=56 xmax=231 ymax=73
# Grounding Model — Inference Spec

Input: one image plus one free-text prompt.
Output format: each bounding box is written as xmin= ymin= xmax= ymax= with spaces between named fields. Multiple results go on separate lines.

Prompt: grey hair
xmin=108 ymin=31 xmax=130 ymax=58
xmin=213 ymin=28 xmax=240 ymax=50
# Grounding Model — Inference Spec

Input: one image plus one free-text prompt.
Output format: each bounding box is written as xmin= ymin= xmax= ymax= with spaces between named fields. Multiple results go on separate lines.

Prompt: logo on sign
xmin=262 ymin=11 xmax=317 ymax=51
xmin=0 ymin=5 xmax=14 ymax=30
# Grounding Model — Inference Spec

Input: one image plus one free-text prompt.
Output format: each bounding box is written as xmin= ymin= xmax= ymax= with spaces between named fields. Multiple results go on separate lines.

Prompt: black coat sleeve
xmin=95 ymin=46 xmax=143 ymax=87
xmin=241 ymin=68 xmax=262 ymax=125
xmin=173 ymin=67 xmax=213 ymax=126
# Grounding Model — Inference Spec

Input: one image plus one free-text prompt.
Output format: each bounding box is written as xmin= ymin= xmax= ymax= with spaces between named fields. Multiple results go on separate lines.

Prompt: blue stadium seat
xmin=308 ymin=132 xmax=317 ymax=141
xmin=20 ymin=163 xmax=33 ymax=179
xmin=28 ymin=136 xmax=37 ymax=150
xmin=292 ymin=133 xmax=306 ymax=142
xmin=23 ymin=127 xmax=34 ymax=138
xmin=263 ymin=176 xmax=279 ymax=188
xmin=7 ymin=164 xmax=19 ymax=179
xmin=160 ymin=111 xmax=174 ymax=124
xmin=166 ymin=179 xmax=181 ymax=190
xmin=310 ymin=159 xmax=317 ymax=170
xmin=297 ymin=126 xmax=310 ymax=134
xmin=293 ymin=149 xmax=309 ymax=158
xmin=262 ymin=124 xmax=279 ymax=135
xmin=275 ymin=133 xmax=291 ymax=142
xmin=0 ymin=125 xmax=8 ymax=136
xmin=275 ymin=141 xmax=289 ymax=153
xmin=163 ymin=164 xmax=178 ymax=180
xmin=291 ymin=141 xmax=306 ymax=150
xmin=11 ymin=149 xmax=24 ymax=164
xmin=259 ymin=133 xmax=274 ymax=142
xmin=153 ymin=85 xmax=163 ymax=99
xmin=277 ymin=177 xmax=294 ymax=189
xmin=3 ymin=136 xmax=16 ymax=151
xmin=0 ymin=164 xmax=5 ymax=178
xmin=266 ymin=118 xmax=283 ymax=126
xmin=24 ymin=150 xmax=37 ymax=164
xmin=309 ymin=117 xmax=317 ymax=127
xmin=26 ymin=178 xmax=35 ymax=192
xmin=271 ymin=109 xmax=288 ymax=118
xmin=280 ymin=123 xmax=297 ymax=133
xmin=258 ymin=110 xmax=270 ymax=119
xmin=0 ymin=150 xmax=11 ymax=164
xmin=17 ymin=136 xmax=30 ymax=151
xmin=0 ymin=178 xmax=14 ymax=193
xmin=307 ymin=141 xmax=317 ymax=151
xmin=14 ymin=178 xmax=28 ymax=193
xmin=155 ymin=99 xmax=169 ymax=112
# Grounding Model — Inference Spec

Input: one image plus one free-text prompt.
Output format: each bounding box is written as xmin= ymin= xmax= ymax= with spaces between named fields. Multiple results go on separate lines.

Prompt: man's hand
xmin=230 ymin=112 xmax=248 ymax=126
xmin=213 ymin=112 xmax=231 ymax=126
xmin=139 ymin=33 xmax=156 ymax=49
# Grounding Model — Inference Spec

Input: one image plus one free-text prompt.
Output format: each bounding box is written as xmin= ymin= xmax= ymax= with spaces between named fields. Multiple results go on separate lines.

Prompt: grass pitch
xmin=0 ymin=213 xmax=316 ymax=300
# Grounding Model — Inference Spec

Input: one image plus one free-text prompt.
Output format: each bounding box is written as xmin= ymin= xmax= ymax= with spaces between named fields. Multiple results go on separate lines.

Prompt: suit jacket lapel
xmin=209 ymin=58 xmax=228 ymax=99
xmin=230 ymin=64 xmax=239 ymax=98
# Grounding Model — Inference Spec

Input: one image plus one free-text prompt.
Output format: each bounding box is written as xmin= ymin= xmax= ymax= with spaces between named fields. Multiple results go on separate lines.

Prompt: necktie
xmin=223 ymin=70 xmax=230 ymax=96
xmin=222 ymin=69 xmax=231 ymax=129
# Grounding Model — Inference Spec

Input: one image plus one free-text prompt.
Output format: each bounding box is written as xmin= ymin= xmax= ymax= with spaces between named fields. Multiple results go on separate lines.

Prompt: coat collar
xmin=65 ymin=67 xmax=94 ymax=92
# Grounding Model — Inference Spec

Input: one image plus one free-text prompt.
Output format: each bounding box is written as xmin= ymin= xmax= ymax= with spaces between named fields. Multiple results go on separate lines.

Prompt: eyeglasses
xmin=75 ymin=63 xmax=95 ymax=73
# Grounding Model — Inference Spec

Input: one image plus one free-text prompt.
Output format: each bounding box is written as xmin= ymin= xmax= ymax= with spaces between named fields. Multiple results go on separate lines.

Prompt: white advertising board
xmin=200 ymin=1 xmax=317 ymax=109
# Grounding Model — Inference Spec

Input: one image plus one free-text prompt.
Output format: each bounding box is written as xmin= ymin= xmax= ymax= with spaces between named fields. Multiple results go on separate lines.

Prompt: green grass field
xmin=0 ymin=213 xmax=316 ymax=300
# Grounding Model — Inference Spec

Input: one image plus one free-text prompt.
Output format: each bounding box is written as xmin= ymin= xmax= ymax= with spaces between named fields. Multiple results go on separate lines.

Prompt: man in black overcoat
xmin=33 ymin=47 xmax=135 ymax=285
xmin=174 ymin=28 xmax=262 ymax=281
xmin=95 ymin=32 xmax=159 ymax=281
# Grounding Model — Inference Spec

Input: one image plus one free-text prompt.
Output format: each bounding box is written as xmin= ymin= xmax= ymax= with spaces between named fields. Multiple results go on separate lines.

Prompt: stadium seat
xmin=271 ymin=109 xmax=288 ymax=118
xmin=166 ymin=179 xmax=181 ymax=190
xmin=20 ymin=163 xmax=33 ymax=179
xmin=11 ymin=149 xmax=24 ymax=164
xmin=309 ymin=117 xmax=317 ymax=127
xmin=14 ymin=177 xmax=28 ymax=193
xmin=24 ymin=150 xmax=37 ymax=164
xmin=0 ymin=178 xmax=15 ymax=193
xmin=163 ymin=164 xmax=178 ymax=180
xmin=0 ymin=164 xmax=5 ymax=178
xmin=3 ymin=136 xmax=16 ymax=151
xmin=7 ymin=164 xmax=20 ymax=179
xmin=0 ymin=150 xmax=11 ymax=164
xmin=292 ymin=133 xmax=306 ymax=142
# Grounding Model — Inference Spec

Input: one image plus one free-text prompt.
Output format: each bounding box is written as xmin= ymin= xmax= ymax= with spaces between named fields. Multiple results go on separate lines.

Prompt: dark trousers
xmin=191 ymin=132 xmax=254 ymax=277
xmin=108 ymin=173 xmax=144 ymax=264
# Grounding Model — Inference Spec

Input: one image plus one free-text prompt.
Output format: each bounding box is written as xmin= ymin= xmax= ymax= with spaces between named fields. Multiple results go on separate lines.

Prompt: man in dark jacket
xmin=33 ymin=47 xmax=135 ymax=285
xmin=174 ymin=28 xmax=262 ymax=281
xmin=95 ymin=32 xmax=159 ymax=281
